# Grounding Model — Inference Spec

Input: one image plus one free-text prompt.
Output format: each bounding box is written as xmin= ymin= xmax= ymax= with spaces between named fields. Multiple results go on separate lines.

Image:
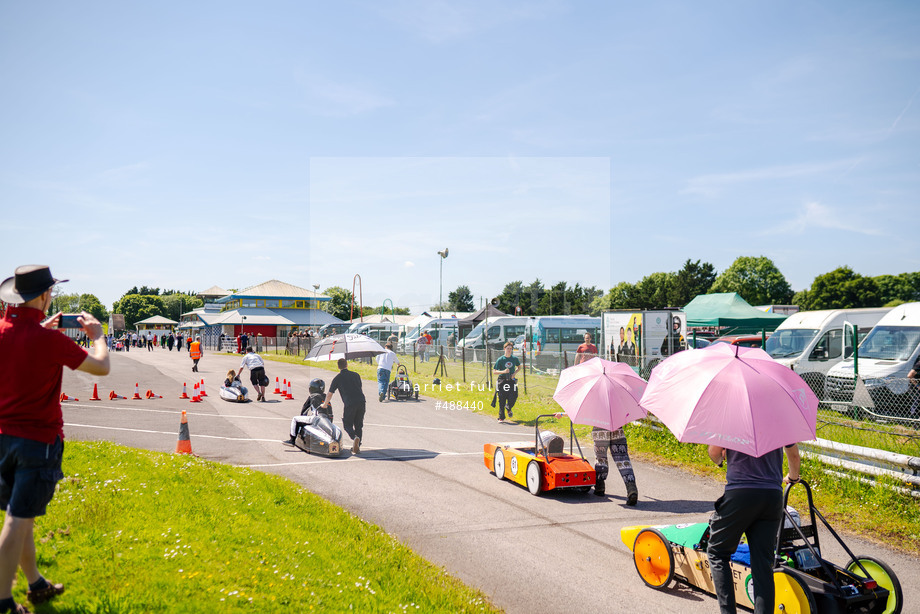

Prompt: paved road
xmin=61 ymin=349 xmax=919 ymax=613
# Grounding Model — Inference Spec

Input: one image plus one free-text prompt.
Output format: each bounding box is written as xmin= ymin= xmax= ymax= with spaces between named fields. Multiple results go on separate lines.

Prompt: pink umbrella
xmin=640 ymin=343 xmax=818 ymax=457
xmin=553 ymin=357 xmax=648 ymax=431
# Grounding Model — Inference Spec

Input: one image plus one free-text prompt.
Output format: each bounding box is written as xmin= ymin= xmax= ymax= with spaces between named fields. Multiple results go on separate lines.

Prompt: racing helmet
xmin=308 ymin=378 xmax=325 ymax=394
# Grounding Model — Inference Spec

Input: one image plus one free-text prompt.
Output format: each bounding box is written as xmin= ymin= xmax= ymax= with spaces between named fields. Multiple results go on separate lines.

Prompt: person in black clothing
xmin=322 ymin=358 xmax=366 ymax=454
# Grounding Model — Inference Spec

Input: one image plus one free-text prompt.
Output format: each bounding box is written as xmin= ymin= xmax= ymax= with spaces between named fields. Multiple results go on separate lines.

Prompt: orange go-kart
xmin=484 ymin=414 xmax=595 ymax=496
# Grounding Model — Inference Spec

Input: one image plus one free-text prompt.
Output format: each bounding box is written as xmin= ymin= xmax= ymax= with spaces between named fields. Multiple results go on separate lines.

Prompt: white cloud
xmin=682 ymin=160 xmax=859 ymax=198
xmin=765 ymin=201 xmax=883 ymax=236
xmin=404 ymin=261 xmax=415 ymax=267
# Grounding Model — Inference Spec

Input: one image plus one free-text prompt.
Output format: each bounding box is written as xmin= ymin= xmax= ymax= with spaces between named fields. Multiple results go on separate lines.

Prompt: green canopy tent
xmin=683 ymin=293 xmax=788 ymax=334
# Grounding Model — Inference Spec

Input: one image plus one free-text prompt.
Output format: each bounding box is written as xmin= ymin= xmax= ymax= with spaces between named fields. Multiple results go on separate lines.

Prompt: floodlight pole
xmin=437 ymin=248 xmax=449 ymax=319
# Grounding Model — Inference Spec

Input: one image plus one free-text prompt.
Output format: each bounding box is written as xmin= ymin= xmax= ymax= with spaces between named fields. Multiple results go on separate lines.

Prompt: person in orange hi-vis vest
xmin=190 ymin=335 xmax=202 ymax=373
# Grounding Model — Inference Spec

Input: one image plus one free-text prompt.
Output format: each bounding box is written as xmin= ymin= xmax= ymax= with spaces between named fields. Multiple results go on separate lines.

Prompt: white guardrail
xmin=634 ymin=419 xmax=920 ymax=497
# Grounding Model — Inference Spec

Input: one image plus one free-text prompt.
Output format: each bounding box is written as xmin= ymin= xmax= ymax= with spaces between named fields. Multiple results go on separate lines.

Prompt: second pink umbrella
xmin=552 ymin=357 xmax=648 ymax=431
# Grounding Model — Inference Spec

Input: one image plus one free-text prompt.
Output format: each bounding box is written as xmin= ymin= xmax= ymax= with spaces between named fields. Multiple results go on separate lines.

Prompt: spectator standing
xmin=167 ymin=332 xmax=175 ymax=351
xmin=322 ymin=359 xmax=366 ymax=454
xmin=416 ymin=334 xmax=429 ymax=363
xmin=0 ymin=265 xmax=111 ymax=613
xmin=575 ymin=332 xmax=598 ymax=364
xmin=376 ymin=343 xmax=399 ymax=402
xmin=707 ymin=443 xmax=801 ymax=614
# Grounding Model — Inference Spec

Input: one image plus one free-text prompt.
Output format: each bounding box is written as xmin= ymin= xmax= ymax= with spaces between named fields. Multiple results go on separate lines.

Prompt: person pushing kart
xmin=283 ymin=378 xmax=332 ymax=446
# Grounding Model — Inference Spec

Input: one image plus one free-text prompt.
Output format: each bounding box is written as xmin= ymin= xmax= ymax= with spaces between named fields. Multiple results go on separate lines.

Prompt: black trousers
xmin=708 ymin=487 xmax=783 ymax=614
xmin=342 ymin=402 xmax=366 ymax=441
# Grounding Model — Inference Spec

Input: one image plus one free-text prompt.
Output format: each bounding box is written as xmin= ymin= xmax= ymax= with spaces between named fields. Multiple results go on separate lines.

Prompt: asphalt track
xmin=60 ymin=349 xmax=919 ymax=614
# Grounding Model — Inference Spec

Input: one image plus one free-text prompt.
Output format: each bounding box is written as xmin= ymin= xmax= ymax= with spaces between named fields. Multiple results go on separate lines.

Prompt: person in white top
xmin=238 ymin=347 xmax=268 ymax=401
xmin=376 ymin=342 xmax=399 ymax=402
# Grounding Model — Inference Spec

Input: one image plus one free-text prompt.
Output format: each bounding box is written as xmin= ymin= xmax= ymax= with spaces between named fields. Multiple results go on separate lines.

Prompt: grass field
xmin=23 ymin=441 xmax=501 ymax=614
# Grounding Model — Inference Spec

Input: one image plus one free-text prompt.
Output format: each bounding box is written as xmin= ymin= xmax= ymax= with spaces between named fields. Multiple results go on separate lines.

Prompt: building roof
xmin=192 ymin=307 xmax=343 ymax=327
xmin=217 ymin=280 xmax=328 ymax=303
xmin=198 ymin=285 xmax=231 ymax=298
xmin=135 ymin=315 xmax=179 ymax=325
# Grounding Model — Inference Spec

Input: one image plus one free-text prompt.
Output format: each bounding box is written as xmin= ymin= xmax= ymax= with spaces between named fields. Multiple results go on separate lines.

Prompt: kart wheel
xmin=774 ymin=569 xmax=816 ymax=614
xmin=846 ymin=556 xmax=902 ymax=614
xmin=632 ymin=528 xmax=673 ymax=589
xmin=526 ymin=460 xmax=541 ymax=496
xmin=493 ymin=450 xmax=505 ymax=480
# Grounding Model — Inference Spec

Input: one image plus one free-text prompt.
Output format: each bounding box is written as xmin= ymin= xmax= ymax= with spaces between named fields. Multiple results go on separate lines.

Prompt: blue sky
xmin=1 ymin=1 xmax=917 ymax=314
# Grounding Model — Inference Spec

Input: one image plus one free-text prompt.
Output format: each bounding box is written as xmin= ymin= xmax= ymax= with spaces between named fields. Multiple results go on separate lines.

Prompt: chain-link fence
xmin=210 ymin=338 xmax=920 ymax=457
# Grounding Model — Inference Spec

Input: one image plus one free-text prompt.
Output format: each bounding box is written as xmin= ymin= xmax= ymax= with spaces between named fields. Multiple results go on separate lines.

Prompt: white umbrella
xmin=305 ymin=334 xmax=386 ymax=361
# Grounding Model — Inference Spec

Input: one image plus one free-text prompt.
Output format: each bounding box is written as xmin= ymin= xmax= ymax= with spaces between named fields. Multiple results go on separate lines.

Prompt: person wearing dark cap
xmin=0 ymin=265 xmax=111 ymax=613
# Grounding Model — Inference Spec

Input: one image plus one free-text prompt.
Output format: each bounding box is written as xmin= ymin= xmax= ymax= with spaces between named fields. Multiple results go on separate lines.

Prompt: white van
xmin=765 ymin=308 xmax=891 ymax=398
xmin=456 ymin=316 xmax=528 ymax=356
xmin=825 ymin=302 xmax=920 ymax=416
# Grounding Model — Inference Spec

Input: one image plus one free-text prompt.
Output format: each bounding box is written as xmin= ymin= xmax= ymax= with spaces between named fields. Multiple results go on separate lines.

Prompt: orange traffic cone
xmin=275 ymin=379 xmax=285 ymax=395
xmin=273 ymin=377 xmax=281 ymax=394
xmin=175 ymin=410 xmax=193 ymax=455
xmin=146 ymin=389 xmax=163 ymax=399
xmin=60 ymin=392 xmax=79 ymax=402
xmin=189 ymin=383 xmax=201 ymax=403
xmin=198 ymin=379 xmax=207 ymax=397
xmin=132 ymin=383 xmax=142 ymax=400
xmin=109 ymin=390 xmax=127 ymax=400
xmin=90 ymin=383 xmax=101 ymax=401
xmin=179 ymin=383 xmax=190 ymax=399
xmin=285 ymin=380 xmax=294 ymax=400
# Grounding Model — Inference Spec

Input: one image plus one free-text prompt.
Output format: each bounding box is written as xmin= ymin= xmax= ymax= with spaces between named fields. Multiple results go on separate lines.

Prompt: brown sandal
xmin=27 ymin=580 xmax=64 ymax=605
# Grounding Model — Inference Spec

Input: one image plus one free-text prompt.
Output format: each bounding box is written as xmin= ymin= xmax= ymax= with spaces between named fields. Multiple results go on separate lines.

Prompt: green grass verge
xmin=24 ymin=441 xmax=499 ymax=613
xmin=264 ymin=352 xmax=920 ymax=555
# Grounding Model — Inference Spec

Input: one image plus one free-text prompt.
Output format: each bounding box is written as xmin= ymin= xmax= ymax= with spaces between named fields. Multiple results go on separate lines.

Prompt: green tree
xmin=874 ymin=273 xmax=920 ymax=305
xmin=112 ymin=295 xmax=166 ymax=329
xmin=161 ymin=294 xmax=204 ymax=321
xmin=673 ymin=259 xmax=716 ymax=306
xmin=447 ymin=285 xmax=475 ymax=312
xmin=800 ymin=267 xmax=881 ymax=310
xmin=633 ymin=272 xmax=678 ymax=309
xmin=320 ymin=286 xmax=355 ymax=320
xmin=496 ymin=281 xmax=525 ymax=315
xmin=709 ymin=256 xmax=794 ymax=305
xmin=78 ymin=293 xmax=108 ymax=321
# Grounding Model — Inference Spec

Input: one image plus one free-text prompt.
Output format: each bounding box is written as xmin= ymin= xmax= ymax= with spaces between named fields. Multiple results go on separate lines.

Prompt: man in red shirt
xmin=574 ymin=332 xmax=598 ymax=365
xmin=0 ymin=265 xmax=110 ymax=613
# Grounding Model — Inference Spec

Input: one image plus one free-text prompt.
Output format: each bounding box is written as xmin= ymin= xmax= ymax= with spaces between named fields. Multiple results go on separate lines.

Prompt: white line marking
xmin=65 ymin=423 xmax=279 ymax=442
xmin=65 ymin=404 xmax=521 ymax=435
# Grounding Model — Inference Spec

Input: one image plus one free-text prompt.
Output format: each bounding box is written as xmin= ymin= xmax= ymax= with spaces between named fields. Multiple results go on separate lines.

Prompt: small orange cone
xmin=90 ymin=383 xmax=101 ymax=401
xmin=285 ymin=380 xmax=294 ymax=400
xmin=179 ymin=383 xmax=190 ymax=399
xmin=273 ymin=377 xmax=281 ymax=394
xmin=109 ymin=390 xmax=127 ymax=400
xmin=198 ymin=379 xmax=207 ymax=397
xmin=146 ymin=389 xmax=163 ymax=399
xmin=189 ymin=383 xmax=201 ymax=403
xmin=60 ymin=392 xmax=79 ymax=402
xmin=132 ymin=383 xmax=142 ymax=400
xmin=175 ymin=410 xmax=193 ymax=454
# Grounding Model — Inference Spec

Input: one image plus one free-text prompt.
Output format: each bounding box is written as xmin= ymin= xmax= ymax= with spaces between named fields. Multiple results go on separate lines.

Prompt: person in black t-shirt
xmin=322 ymin=358 xmax=366 ymax=454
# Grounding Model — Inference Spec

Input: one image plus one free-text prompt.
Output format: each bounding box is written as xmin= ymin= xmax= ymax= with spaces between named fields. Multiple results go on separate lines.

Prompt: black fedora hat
xmin=0 ymin=265 xmax=68 ymax=304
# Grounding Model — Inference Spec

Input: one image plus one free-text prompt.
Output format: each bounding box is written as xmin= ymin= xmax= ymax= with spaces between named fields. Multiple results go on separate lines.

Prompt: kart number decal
xmin=510 ymin=457 xmax=519 ymax=476
xmin=744 ymin=574 xmax=754 ymax=606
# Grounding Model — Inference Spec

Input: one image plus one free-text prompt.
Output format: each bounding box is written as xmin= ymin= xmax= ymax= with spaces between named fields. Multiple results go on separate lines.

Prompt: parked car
xmin=710 ymin=334 xmax=769 ymax=348
xmin=685 ymin=336 xmax=711 ymax=349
